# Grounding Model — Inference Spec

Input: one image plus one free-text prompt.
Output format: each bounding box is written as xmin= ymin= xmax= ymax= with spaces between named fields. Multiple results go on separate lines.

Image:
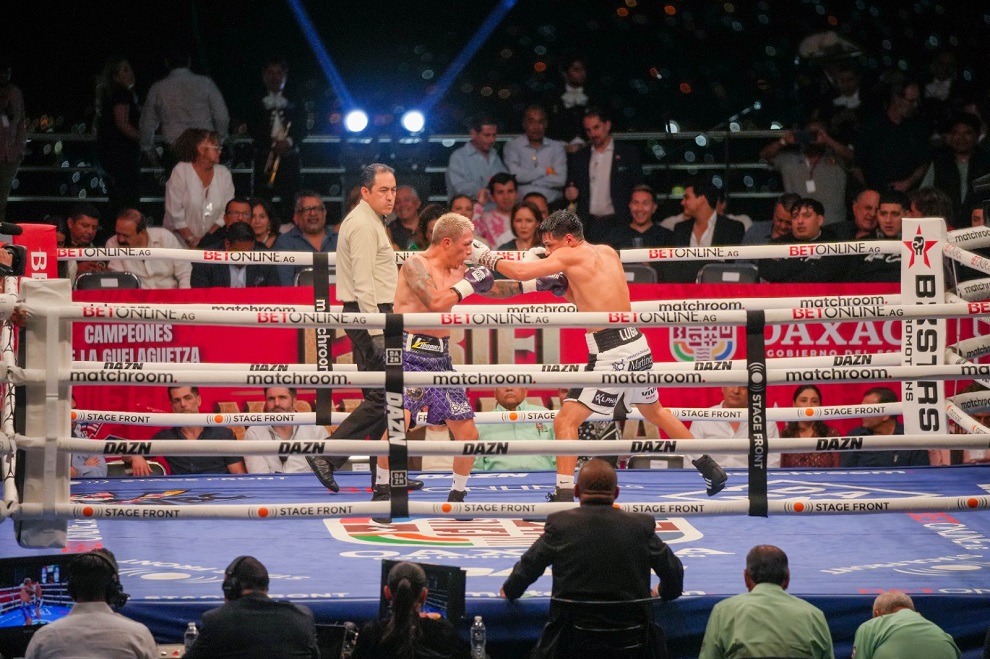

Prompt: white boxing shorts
xmin=566 ymin=327 xmax=659 ymax=415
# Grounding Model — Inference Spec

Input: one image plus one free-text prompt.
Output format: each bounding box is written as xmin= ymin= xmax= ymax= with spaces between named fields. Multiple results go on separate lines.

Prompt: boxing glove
xmin=521 ymin=273 xmax=569 ymax=296
xmin=520 ymin=246 xmax=547 ymax=262
xmin=451 ymin=266 xmax=494 ymax=300
xmin=470 ymin=240 xmax=501 ymax=270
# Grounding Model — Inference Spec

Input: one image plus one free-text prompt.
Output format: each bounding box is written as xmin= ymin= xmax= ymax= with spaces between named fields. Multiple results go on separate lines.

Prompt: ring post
xmin=311 ymin=252 xmax=334 ymax=425
xmin=745 ymin=310 xmax=769 ymax=517
xmin=16 ymin=279 xmax=70 ymax=547
xmin=901 ymin=218 xmax=948 ymax=441
xmin=384 ymin=313 xmax=408 ymax=519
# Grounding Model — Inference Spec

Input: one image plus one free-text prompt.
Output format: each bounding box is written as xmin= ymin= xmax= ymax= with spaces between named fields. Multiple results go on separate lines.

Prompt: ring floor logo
xmin=323 ymin=516 xmax=702 ymax=547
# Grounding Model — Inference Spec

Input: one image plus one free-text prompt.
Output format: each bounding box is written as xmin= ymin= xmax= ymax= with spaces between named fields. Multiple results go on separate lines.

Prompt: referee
xmin=307 ymin=163 xmax=423 ymax=492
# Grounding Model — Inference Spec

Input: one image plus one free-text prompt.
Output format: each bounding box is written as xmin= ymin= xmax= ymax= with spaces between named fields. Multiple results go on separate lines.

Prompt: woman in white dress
xmin=164 ymin=128 xmax=234 ymax=247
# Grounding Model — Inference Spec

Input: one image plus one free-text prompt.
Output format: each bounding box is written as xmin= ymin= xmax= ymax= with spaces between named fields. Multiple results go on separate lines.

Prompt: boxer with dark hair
xmin=472 ymin=210 xmax=727 ymax=500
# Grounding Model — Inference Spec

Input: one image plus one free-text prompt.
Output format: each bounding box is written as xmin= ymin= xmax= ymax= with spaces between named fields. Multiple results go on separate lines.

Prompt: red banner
xmin=68 ymin=283 xmax=971 ymax=439
xmin=16 ymin=224 xmax=57 ymax=279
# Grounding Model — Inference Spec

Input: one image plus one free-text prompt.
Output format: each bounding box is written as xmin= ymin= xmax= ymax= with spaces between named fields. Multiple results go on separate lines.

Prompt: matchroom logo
xmin=324 ymin=517 xmax=702 ymax=547
xmin=670 ymin=325 xmax=736 ymax=362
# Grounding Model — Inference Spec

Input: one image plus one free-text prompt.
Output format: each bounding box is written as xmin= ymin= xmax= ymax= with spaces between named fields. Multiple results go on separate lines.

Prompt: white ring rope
xmin=66 ymin=295 xmax=905 ymax=315
xmin=947 ymin=334 xmax=990 ymax=363
xmin=28 ymin=363 xmax=990 ymax=388
xmin=943 ymin=243 xmax=990 ymax=278
xmin=951 ymin=279 xmax=990 ymax=302
xmin=68 ymin=351 xmax=904 ymax=375
xmin=947 ymin=226 xmax=990 ymax=250
xmin=618 ymin=241 xmax=900 ymax=263
xmin=25 ymin=434 xmax=990 ymax=459
xmin=22 ymin=300 xmax=990 ymax=328
xmin=66 ymin=402 xmax=906 ymax=428
xmin=9 ymin=494 xmax=990 ymax=522
xmin=58 ymin=241 xmax=901 ymax=267
xmin=946 ymin=402 xmax=990 ymax=435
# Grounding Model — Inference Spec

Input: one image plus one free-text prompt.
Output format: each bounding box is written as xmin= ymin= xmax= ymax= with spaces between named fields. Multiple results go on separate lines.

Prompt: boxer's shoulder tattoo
xmin=403 ymin=255 xmax=439 ymax=305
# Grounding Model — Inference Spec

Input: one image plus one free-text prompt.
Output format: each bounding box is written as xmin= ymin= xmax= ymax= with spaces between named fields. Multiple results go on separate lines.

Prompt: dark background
xmin=7 ymin=0 xmax=990 ymax=135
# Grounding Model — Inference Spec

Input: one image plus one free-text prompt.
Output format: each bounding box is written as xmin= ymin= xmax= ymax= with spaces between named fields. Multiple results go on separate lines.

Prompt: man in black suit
xmin=184 ymin=555 xmax=319 ymax=659
xmin=501 ymin=459 xmax=683 ymax=657
xmin=563 ymin=106 xmax=642 ymax=243
xmin=249 ymin=55 xmax=304 ymax=220
xmin=191 ymin=221 xmax=278 ymax=288
xmin=664 ymin=178 xmax=746 ymax=283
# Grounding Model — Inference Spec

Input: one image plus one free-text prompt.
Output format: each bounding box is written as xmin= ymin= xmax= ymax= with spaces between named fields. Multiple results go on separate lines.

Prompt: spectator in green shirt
xmin=852 ymin=590 xmax=959 ymax=659
xmin=476 ymin=387 xmax=555 ymax=471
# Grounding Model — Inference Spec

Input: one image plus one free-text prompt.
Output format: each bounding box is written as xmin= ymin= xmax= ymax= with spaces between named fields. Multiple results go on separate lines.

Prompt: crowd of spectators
xmin=5 ymin=40 xmax=988 ymax=294
xmin=5 ymin=11 xmax=990 ymax=658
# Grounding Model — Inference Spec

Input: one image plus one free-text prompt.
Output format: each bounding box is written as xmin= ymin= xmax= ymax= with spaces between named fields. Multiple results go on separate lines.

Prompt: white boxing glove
xmin=521 ymin=246 xmax=547 ymax=262
xmin=470 ymin=240 xmax=501 ymax=270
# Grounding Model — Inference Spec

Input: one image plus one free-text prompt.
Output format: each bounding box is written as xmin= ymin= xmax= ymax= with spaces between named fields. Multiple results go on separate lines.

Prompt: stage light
xmin=286 ymin=0 xmax=356 ymax=109
xmin=401 ymin=110 xmax=426 ymax=133
xmin=421 ymin=0 xmax=518 ymax=112
xmin=344 ymin=110 xmax=369 ymax=133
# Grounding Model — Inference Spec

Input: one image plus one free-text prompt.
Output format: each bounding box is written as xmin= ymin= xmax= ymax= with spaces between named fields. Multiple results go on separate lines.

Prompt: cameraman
xmin=759 ymin=120 xmax=853 ymax=227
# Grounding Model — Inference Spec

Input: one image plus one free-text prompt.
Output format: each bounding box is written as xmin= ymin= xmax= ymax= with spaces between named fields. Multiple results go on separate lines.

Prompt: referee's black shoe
xmin=306 ymin=457 xmax=339 ymax=492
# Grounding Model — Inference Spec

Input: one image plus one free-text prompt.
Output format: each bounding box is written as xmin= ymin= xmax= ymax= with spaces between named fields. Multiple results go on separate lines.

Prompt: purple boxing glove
xmin=451 ymin=266 xmax=494 ymax=300
xmin=522 ymin=273 xmax=569 ymax=296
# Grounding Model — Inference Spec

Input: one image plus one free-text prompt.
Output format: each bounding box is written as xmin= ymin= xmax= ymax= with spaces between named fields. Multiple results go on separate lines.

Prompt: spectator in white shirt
xmin=680 ymin=386 xmax=781 ymax=469
xmin=106 ymin=209 xmax=191 ymax=289
xmin=243 ymin=387 xmax=330 ymax=474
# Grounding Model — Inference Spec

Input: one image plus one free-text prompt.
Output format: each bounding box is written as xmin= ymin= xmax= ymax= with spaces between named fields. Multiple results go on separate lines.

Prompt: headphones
xmin=67 ymin=550 xmax=129 ymax=609
xmin=222 ymin=556 xmax=250 ymax=601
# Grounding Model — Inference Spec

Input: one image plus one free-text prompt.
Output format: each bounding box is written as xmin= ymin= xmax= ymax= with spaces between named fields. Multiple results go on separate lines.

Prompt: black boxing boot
xmin=546 ymin=487 xmax=575 ymax=503
xmin=370 ymin=485 xmax=391 ymax=525
xmin=692 ymin=455 xmax=728 ymax=496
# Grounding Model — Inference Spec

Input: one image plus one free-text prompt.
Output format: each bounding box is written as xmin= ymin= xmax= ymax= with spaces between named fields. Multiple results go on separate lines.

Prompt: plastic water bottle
xmin=184 ymin=622 xmax=199 ymax=650
xmin=470 ymin=615 xmax=486 ymax=658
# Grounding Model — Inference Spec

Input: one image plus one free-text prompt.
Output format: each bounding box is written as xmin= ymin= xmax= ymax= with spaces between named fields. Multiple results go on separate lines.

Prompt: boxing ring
xmin=2 ymin=216 xmax=990 ymax=655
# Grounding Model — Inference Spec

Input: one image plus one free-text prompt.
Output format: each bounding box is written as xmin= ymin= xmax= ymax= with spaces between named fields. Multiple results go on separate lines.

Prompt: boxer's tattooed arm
xmin=403 ymin=255 xmax=441 ymax=307
xmin=482 ymin=280 xmax=526 ymax=298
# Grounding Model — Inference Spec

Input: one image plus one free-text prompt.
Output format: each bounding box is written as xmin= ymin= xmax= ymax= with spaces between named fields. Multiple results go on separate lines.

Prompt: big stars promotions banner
xmin=68 ymin=283 xmax=976 ymax=441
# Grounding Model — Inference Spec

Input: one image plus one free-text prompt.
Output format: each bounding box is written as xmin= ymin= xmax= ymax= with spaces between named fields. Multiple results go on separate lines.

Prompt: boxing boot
xmin=692 ymin=454 xmax=728 ymax=496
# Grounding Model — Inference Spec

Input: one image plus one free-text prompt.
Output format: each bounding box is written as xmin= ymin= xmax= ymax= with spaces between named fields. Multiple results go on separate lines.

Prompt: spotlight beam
xmin=421 ymin=0 xmax=518 ymax=113
xmin=285 ymin=0 xmax=356 ymax=109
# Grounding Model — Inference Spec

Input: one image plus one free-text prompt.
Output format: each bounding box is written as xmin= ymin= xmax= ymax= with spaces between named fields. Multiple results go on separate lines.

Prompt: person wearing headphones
xmin=184 ymin=555 xmax=319 ymax=658
xmin=24 ymin=548 xmax=157 ymax=659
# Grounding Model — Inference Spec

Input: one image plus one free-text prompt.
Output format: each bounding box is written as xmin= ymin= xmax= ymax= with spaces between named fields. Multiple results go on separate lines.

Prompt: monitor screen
xmin=0 ymin=553 xmax=77 ymax=656
xmin=378 ymin=560 xmax=466 ymax=623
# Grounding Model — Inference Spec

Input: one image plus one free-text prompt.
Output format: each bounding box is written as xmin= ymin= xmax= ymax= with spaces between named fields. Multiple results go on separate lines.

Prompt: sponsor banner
xmin=901 ymin=218 xmax=948 ymax=437
xmin=16 ymin=223 xmax=58 ymax=279
xmin=69 ymin=283 xmax=975 ymax=442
